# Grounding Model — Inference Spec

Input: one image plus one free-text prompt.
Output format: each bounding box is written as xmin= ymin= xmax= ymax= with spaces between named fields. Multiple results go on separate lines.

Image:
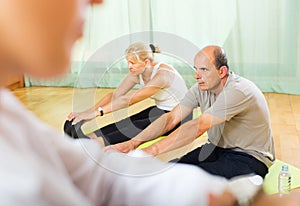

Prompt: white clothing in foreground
xmin=0 ymin=89 xmax=230 ymax=206
xmin=1 ymin=89 xmax=263 ymax=205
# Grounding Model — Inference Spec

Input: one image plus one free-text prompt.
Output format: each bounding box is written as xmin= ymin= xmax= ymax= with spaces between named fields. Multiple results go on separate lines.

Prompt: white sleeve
xmin=109 ymin=157 xmax=228 ymax=206
xmin=69 ymin=146 xmax=229 ymax=206
xmin=0 ymin=90 xmax=229 ymax=206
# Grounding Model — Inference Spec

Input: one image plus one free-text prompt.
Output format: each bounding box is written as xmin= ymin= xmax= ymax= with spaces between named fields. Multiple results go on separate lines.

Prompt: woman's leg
xmin=63 ymin=109 xmax=193 ymax=146
xmin=93 ymin=106 xmax=168 ymax=145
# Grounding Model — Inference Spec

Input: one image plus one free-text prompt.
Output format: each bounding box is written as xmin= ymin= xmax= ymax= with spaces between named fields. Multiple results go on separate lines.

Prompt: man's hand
xmin=104 ymin=140 xmax=138 ymax=153
xmin=141 ymin=145 xmax=158 ymax=156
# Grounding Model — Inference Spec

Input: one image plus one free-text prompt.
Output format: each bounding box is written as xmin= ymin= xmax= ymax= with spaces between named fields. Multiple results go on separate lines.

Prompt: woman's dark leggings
xmin=64 ymin=106 xmax=192 ymax=146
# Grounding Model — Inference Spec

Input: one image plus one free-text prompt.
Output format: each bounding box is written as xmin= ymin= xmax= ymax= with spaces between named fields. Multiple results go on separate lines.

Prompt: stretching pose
xmin=1 ymin=0 xmax=300 ymax=205
xmin=109 ymin=45 xmax=275 ymax=179
xmin=65 ymin=42 xmax=191 ymax=146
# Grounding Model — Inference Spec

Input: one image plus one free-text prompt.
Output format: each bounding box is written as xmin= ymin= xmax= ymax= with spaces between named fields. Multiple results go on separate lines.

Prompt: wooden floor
xmin=11 ymin=86 xmax=300 ymax=168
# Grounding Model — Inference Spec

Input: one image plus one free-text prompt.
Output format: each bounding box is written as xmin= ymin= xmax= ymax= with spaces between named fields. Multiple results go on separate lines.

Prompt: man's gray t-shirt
xmin=180 ymin=72 xmax=275 ymax=167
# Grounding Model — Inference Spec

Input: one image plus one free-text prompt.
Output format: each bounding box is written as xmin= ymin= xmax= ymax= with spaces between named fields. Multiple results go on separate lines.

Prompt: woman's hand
xmin=67 ymin=110 xmax=98 ymax=125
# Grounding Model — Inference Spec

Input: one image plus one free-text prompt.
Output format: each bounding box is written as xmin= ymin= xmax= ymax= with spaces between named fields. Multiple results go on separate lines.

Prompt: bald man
xmin=109 ymin=45 xmax=275 ymax=179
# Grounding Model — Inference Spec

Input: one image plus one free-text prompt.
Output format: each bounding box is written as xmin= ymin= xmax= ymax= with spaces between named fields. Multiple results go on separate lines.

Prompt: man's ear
xmin=218 ymin=66 xmax=228 ymax=78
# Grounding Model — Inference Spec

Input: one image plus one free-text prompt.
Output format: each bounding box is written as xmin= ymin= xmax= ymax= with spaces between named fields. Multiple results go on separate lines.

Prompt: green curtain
xmin=26 ymin=0 xmax=300 ymax=95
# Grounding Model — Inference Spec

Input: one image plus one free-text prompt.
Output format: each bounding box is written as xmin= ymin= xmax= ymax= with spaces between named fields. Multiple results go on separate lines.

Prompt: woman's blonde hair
xmin=125 ymin=42 xmax=160 ymax=63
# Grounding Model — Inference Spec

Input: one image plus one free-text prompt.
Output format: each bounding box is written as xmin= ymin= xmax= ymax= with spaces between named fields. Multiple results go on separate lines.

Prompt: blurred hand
xmin=208 ymin=190 xmax=237 ymax=206
xmin=251 ymin=189 xmax=300 ymax=206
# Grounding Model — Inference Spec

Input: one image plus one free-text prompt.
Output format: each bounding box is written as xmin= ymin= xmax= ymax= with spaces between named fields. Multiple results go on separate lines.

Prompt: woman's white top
xmin=139 ymin=63 xmax=188 ymax=111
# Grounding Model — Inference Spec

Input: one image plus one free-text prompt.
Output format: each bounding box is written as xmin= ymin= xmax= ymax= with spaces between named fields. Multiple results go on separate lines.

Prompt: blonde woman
xmin=65 ymin=42 xmax=192 ymax=146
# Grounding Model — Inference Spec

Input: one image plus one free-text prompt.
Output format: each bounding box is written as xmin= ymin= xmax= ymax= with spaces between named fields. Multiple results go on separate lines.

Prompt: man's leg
xmin=177 ymin=143 xmax=220 ymax=165
xmin=177 ymin=143 xmax=268 ymax=179
xmin=202 ymin=149 xmax=268 ymax=179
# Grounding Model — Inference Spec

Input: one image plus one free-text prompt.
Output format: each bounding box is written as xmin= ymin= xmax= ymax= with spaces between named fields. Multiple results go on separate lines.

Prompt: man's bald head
xmin=195 ymin=45 xmax=229 ymax=71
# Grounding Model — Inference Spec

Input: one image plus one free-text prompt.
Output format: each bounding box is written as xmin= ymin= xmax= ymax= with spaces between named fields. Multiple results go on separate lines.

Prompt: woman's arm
xmin=100 ymin=67 xmax=174 ymax=114
xmin=68 ymin=73 xmax=139 ymax=124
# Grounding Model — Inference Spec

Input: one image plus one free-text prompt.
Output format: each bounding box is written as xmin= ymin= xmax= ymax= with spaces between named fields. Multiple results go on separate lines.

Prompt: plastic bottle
xmin=278 ymin=165 xmax=291 ymax=196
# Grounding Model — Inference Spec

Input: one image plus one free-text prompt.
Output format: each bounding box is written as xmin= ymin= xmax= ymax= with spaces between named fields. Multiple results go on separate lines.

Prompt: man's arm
xmin=143 ymin=112 xmax=225 ymax=156
xmin=108 ymin=104 xmax=193 ymax=153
